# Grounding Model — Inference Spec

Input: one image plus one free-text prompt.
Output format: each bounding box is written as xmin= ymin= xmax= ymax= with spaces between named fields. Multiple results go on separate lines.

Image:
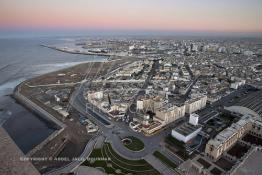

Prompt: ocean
xmin=0 ymin=37 xmax=106 ymax=153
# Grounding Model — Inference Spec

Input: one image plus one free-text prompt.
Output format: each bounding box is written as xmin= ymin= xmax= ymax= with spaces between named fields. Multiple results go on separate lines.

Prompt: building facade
xmin=155 ymin=105 xmax=186 ymax=124
xmin=205 ymin=114 xmax=262 ymax=160
xmin=185 ymin=95 xmax=207 ymax=114
xmin=172 ymin=123 xmax=202 ymax=143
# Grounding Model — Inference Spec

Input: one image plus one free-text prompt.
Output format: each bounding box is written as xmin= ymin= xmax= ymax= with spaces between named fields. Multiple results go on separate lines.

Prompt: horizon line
xmin=1 ymin=28 xmax=262 ymax=39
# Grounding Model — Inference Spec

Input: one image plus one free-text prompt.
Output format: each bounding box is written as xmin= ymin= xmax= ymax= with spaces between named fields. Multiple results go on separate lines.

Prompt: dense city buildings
xmin=1 ymin=36 xmax=262 ymax=175
xmin=1 ymin=0 xmax=262 ymax=174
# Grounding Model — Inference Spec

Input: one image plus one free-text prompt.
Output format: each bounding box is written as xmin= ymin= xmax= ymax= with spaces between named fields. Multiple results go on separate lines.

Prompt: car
xmin=79 ymin=116 xmax=89 ymax=125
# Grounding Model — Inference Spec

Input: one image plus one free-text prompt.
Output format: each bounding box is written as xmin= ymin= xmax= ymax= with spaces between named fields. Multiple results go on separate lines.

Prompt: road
xmin=183 ymin=75 xmax=199 ymax=99
xmin=144 ymin=154 xmax=179 ymax=175
xmin=67 ymin=59 xmax=182 ymax=175
xmin=70 ymin=83 xmax=173 ymax=159
xmin=92 ymin=79 xmax=145 ymax=83
xmin=125 ymin=60 xmax=159 ymax=122
xmin=70 ymin=84 xmax=185 ymax=162
xmin=44 ymin=134 xmax=100 ymax=175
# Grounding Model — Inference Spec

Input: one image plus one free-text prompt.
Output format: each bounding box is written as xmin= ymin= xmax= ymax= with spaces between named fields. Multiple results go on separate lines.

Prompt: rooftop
xmin=173 ymin=123 xmax=201 ymax=136
xmin=208 ymin=113 xmax=261 ymax=148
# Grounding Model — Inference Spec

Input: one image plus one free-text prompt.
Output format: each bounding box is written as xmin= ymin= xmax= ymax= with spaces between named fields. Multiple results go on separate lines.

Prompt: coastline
xmin=7 ymin=60 xmax=94 ymax=154
xmin=40 ymin=44 xmax=111 ymax=57
xmin=2 ymin=49 xmax=111 ymax=154
xmin=8 ymin=59 xmax=112 ymax=173
xmin=7 ymin=79 xmax=66 ymax=157
xmin=7 ymin=55 xmax=142 ymax=173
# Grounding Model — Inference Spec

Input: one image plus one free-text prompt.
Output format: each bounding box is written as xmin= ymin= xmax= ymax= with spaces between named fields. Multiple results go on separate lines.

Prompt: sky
xmin=0 ymin=0 xmax=262 ymax=36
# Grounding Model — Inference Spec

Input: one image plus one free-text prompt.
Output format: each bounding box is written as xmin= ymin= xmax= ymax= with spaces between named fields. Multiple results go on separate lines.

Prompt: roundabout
xmin=122 ymin=136 xmax=145 ymax=152
xmin=82 ymin=142 xmax=160 ymax=175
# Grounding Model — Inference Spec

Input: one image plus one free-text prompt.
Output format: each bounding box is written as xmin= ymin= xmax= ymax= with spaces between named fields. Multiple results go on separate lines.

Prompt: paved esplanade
xmin=74 ymin=166 xmax=107 ymax=175
xmin=145 ymin=154 xmax=177 ymax=175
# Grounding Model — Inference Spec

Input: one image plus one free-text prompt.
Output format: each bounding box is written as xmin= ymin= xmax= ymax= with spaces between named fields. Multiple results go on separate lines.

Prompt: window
xmin=210 ymin=147 xmax=213 ymax=152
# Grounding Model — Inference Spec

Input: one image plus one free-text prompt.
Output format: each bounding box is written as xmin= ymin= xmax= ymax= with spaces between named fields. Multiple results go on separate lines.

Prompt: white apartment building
xmin=185 ymin=95 xmax=207 ymax=114
xmin=136 ymin=96 xmax=163 ymax=112
xmin=155 ymin=104 xmax=186 ymax=124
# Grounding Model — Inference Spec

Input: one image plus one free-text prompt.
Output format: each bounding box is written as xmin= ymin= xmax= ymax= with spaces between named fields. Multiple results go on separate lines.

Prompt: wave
xmin=0 ymin=64 xmax=11 ymax=72
xmin=0 ymin=78 xmax=25 ymax=96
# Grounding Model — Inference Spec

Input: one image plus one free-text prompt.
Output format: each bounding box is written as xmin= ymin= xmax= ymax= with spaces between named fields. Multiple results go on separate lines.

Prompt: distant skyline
xmin=0 ymin=0 xmax=262 ymax=37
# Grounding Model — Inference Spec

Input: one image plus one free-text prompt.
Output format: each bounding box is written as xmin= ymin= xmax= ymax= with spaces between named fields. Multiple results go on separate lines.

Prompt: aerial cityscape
xmin=0 ymin=1 xmax=262 ymax=175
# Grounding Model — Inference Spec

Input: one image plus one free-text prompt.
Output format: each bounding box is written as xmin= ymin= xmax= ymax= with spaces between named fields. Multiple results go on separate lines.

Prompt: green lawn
xmin=153 ymin=151 xmax=177 ymax=171
xmin=82 ymin=143 xmax=160 ymax=175
xmin=122 ymin=136 xmax=145 ymax=152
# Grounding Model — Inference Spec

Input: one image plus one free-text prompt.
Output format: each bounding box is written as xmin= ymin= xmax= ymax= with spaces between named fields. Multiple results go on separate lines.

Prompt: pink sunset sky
xmin=0 ymin=0 xmax=262 ymax=34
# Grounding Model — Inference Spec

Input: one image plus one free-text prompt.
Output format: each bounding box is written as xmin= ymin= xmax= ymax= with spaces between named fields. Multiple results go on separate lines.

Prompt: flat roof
xmin=208 ymin=113 xmax=261 ymax=148
xmin=173 ymin=123 xmax=201 ymax=136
